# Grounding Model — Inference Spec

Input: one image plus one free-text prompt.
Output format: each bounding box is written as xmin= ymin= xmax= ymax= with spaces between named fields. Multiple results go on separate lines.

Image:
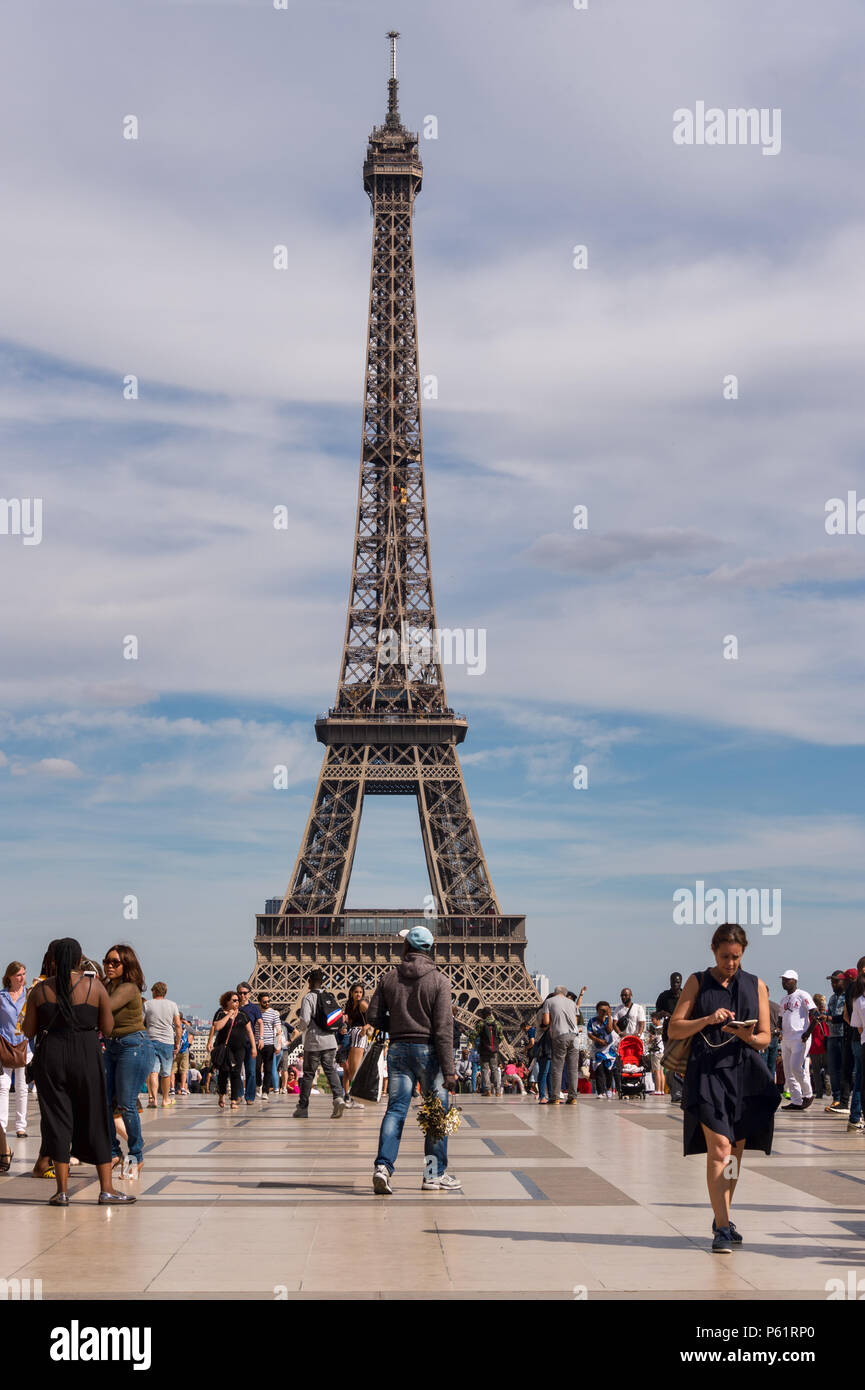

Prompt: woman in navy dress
xmin=669 ymin=923 xmax=779 ymax=1254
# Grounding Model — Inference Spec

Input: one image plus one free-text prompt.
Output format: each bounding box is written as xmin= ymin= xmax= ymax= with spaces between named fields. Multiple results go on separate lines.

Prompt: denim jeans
xmin=375 ymin=1041 xmax=449 ymax=1178
xmin=149 ymin=1039 xmax=174 ymax=1078
xmin=849 ymin=1040 xmax=863 ymax=1125
xmin=537 ymin=1056 xmax=552 ymax=1100
xmin=242 ymin=1042 xmax=257 ymax=1102
xmin=827 ymin=1035 xmax=849 ymax=1105
xmin=104 ymin=1030 xmax=151 ymax=1163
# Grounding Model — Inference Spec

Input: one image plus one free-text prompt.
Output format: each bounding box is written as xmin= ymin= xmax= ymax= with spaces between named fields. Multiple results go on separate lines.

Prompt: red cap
xmin=845 ymin=968 xmax=858 ymax=980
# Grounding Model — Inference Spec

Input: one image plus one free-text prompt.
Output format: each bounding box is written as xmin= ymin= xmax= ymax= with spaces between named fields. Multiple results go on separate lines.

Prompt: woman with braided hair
xmin=22 ymin=937 xmax=135 ymax=1206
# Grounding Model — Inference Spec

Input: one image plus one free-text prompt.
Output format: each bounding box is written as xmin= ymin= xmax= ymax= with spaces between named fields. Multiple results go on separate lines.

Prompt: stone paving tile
xmin=3 ymin=1092 xmax=862 ymax=1298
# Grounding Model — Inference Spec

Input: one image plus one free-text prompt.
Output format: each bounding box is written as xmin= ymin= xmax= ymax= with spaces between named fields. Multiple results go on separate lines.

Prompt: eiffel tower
xmin=250 ymin=34 xmax=540 ymax=1034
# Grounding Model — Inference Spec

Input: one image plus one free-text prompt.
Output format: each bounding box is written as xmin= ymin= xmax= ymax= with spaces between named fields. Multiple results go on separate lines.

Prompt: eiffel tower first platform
xmin=250 ymin=34 xmax=540 ymax=1033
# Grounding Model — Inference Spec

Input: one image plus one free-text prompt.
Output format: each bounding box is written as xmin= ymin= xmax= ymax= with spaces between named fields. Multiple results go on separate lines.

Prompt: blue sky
xmin=1 ymin=0 xmax=864 ymax=1014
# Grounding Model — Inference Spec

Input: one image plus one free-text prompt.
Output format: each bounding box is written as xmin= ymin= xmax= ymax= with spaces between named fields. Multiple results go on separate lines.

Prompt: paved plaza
xmin=1 ymin=1091 xmax=863 ymax=1300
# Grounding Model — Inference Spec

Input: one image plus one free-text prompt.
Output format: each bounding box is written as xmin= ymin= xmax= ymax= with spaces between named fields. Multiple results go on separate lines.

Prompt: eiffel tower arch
xmin=250 ymin=34 xmax=540 ymax=1036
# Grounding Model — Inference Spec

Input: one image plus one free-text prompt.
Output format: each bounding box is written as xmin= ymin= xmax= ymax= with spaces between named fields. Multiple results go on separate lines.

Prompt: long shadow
xmin=423 ymin=1228 xmax=865 ymax=1263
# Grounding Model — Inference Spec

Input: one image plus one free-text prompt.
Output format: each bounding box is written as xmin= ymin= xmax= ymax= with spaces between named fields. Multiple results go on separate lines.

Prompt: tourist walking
xmin=668 ymin=923 xmax=779 ymax=1254
xmin=207 ymin=992 xmax=256 ymax=1109
xmin=647 ymin=1010 xmax=665 ymax=1096
xmin=655 ymin=972 xmax=683 ymax=1102
xmin=471 ymin=1007 xmax=505 ymax=1096
xmin=175 ymin=1016 xmax=191 ymax=1095
xmin=844 ymin=958 xmax=865 ymax=1133
xmin=808 ymin=996 xmax=830 ymax=1102
xmin=366 ymin=925 xmax=459 ymax=1194
xmin=545 ymin=985 xmax=583 ymax=1105
xmin=779 ymin=970 xmax=817 ymax=1111
xmin=103 ymin=943 xmax=151 ymax=1181
xmin=342 ymin=982 xmax=370 ymax=1107
xmin=255 ymin=993 xmax=281 ymax=1100
xmin=236 ymin=983 xmax=261 ymax=1103
xmin=826 ymin=970 xmax=851 ymax=1113
xmin=22 ymin=938 xmax=135 ymax=1205
xmin=0 ymin=961 xmax=30 ymax=1137
xmin=144 ymin=982 xmax=182 ymax=1109
xmin=293 ymin=970 xmax=347 ymax=1120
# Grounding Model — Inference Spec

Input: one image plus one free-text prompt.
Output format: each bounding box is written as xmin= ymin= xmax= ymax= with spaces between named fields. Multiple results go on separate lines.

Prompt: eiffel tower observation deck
xmin=251 ymin=35 xmax=540 ymax=1031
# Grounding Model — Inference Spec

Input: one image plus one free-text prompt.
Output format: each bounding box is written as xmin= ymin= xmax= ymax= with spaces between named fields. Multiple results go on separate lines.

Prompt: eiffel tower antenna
xmin=250 ymin=37 xmax=540 ymax=1031
xmin=386 ymin=30 xmax=400 ymax=126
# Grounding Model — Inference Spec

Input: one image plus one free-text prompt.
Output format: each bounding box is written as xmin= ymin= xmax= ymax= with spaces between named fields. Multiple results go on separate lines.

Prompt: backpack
xmin=313 ymin=990 xmax=344 ymax=1033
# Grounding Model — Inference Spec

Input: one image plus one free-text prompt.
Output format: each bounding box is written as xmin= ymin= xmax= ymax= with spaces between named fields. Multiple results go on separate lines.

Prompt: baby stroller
xmin=618 ymin=1034 xmax=649 ymax=1100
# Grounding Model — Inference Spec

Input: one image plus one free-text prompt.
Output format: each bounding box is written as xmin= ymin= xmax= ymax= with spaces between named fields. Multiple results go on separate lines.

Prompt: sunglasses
xmin=103 ymin=957 xmax=122 ymax=967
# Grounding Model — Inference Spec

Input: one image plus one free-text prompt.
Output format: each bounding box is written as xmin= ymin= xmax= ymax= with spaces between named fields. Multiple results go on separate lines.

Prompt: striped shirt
xmin=259 ymin=1008 xmax=281 ymax=1045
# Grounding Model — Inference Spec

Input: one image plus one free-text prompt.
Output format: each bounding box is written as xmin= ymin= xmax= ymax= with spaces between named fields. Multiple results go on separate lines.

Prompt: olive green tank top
xmin=109 ymin=988 xmax=144 ymax=1037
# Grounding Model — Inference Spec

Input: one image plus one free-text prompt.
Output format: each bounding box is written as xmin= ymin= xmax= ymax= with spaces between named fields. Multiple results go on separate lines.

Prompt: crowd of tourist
xmin=0 ymin=932 xmax=862 ymax=1228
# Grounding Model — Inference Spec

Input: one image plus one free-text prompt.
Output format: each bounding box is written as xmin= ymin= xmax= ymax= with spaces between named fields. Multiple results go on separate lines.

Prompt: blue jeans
xmin=104 ymin=1031 xmax=151 ymax=1163
xmin=850 ymin=1040 xmax=863 ymax=1125
xmin=827 ymin=1035 xmax=849 ymax=1105
xmin=375 ymin=1041 xmax=449 ymax=1178
xmin=537 ymin=1056 xmax=552 ymax=1100
xmin=243 ymin=1043 xmax=257 ymax=1102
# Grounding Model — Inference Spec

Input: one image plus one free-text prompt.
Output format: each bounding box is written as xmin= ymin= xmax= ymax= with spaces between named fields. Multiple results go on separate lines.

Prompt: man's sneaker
xmin=829 ymin=1106 xmax=850 ymax=1117
xmin=292 ymin=1106 xmax=308 ymax=1118
xmin=343 ymin=1096 xmax=356 ymax=1108
xmin=422 ymin=1170 xmax=463 ymax=1191
xmin=373 ymin=1165 xmax=393 ymax=1195
xmin=714 ymin=1218 xmax=743 ymax=1245
xmin=549 ymin=1098 xmax=560 ymax=1105
xmin=566 ymin=1098 xmax=578 ymax=1105
xmin=331 ymin=1098 xmax=346 ymax=1118
xmin=801 ymin=1098 xmax=813 ymax=1110
xmin=780 ymin=1103 xmax=803 ymax=1111
xmin=711 ymin=1226 xmax=733 ymax=1255
xmin=846 ymin=1120 xmax=864 ymax=1132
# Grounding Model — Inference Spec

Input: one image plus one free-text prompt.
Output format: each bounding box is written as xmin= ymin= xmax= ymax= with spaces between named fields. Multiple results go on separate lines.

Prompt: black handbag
xmin=350 ymin=1038 xmax=387 ymax=1103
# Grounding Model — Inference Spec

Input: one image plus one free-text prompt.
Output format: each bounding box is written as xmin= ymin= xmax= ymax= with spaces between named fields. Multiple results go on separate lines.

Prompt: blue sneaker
xmin=713 ymin=1218 xmax=743 ymax=1245
xmin=712 ymin=1225 xmax=733 ymax=1254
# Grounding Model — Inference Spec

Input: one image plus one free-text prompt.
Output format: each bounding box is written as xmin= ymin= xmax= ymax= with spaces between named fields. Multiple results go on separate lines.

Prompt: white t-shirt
xmin=849 ymin=996 xmax=865 ymax=1036
xmin=780 ymin=989 xmax=815 ymax=1038
xmin=613 ymin=1001 xmax=645 ymax=1036
xmin=144 ymin=998 xmax=179 ymax=1045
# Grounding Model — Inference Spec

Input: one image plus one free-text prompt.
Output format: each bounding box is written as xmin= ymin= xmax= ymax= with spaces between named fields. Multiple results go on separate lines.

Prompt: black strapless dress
xmin=682 ymin=967 xmax=779 ymax=1156
xmin=33 ymin=999 xmax=113 ymax=1166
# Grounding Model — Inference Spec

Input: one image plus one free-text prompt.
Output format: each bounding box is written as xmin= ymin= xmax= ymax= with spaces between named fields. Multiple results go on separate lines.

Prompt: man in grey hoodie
xmin=292 ymin=968 xmax=346 ymax=1119
xmin=366 ymin=925 xmax=460 ymax=1195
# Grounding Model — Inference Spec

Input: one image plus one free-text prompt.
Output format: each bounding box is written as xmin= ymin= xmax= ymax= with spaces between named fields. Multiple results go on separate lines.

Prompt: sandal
xmin=218 ymin=1098 xmax=226 ymax=1109
xmin=34 ymin=1162 xmax=55 ymax=1179
xmin=0 ymin=1150 xmax=13 ymax=1174
xmin=230 ymin=1101 xmax=239 ymax=1110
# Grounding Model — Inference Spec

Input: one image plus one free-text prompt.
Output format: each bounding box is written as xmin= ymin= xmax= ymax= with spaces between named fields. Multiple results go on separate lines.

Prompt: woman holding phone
xmin=668 ymin=923 xmax=779 ymax=1254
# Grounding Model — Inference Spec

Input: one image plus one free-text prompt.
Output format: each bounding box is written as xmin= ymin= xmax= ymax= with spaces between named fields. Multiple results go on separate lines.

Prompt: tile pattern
xmin=0 ymin=1090 xmax=862 ymax=1297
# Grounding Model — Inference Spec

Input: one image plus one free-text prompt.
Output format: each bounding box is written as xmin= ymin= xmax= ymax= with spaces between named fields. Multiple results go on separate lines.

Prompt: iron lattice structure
xmin=250 ymin=35 xmax=540 ymax=1035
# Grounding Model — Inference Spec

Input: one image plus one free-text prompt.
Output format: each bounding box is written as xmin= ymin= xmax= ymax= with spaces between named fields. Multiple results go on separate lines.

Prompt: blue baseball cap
xmin=399 ymin=925 xmax=434 ymax=950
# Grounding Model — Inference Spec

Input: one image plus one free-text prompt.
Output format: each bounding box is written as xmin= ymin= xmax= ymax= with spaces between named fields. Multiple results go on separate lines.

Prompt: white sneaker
xmin=126 ymin=1160 xmax=140 ymax=1181
xmin=331 ymin=1097 xmax=346 ymax=1118
xmin=373 ymin=1165 xmax=393 ymax=1195
xmin=423 ymin=1170 xmax=462 ymax=1191
xmin=343 ymin=1096 xmax=356 ymax=1108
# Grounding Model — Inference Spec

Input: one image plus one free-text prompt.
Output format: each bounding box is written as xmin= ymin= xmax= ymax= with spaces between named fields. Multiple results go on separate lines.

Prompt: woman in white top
xmin=255 ymin=993 xmax=282 ymax=1100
